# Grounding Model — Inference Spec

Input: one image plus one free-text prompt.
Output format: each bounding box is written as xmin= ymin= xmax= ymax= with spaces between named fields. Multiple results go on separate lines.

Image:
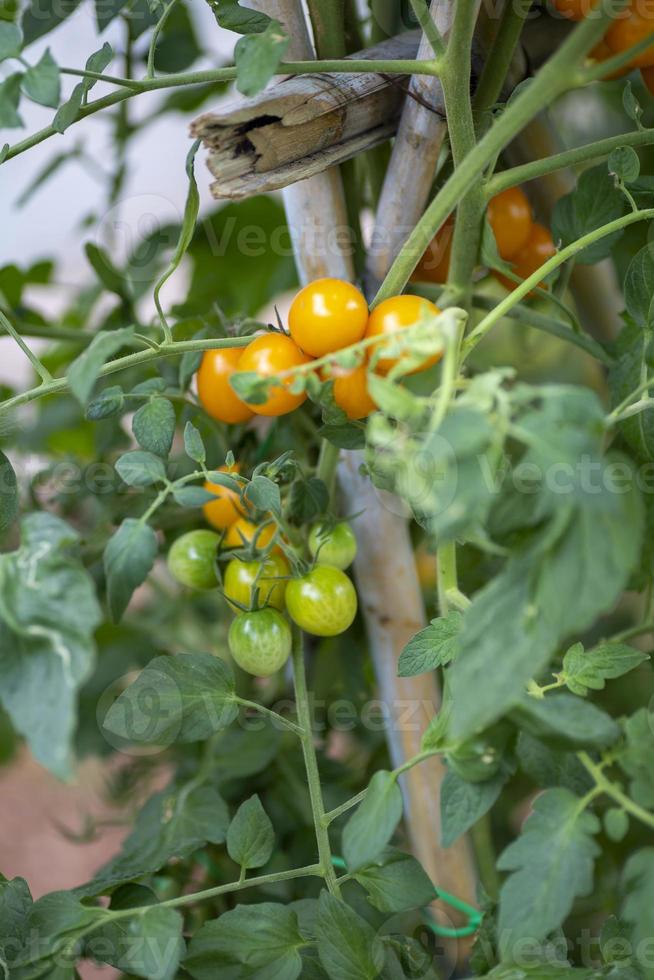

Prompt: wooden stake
xmin=191 ymin=33 xmax=421 ymax=201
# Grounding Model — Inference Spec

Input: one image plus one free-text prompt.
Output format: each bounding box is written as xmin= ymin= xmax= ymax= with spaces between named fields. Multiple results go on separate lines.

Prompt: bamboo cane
xmin=365 ymin=1 xmax=452 ymax=292
xmin=191 ymin=32 xmax=422 ymax=200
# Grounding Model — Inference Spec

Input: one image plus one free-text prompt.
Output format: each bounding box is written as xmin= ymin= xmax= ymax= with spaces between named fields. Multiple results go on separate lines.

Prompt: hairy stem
xmin=488 ymin=128 xmax=654 ymax=196
xmin=578 ymin=752 xmax=654 ymax=831
xmin=291 ymin=625 xmax=341 ymax=895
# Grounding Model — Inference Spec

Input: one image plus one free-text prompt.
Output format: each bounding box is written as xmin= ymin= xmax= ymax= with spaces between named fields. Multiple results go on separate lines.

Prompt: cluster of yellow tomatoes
xmin=553 ymin=0 xmax=654 ymax=88
xmin=167 ymin=468 xmax=360 ymax=677
xmin=413 ymin=186 xmax=556 ymax=291
xmin=196 ymin=280 xmax=442 ymax=426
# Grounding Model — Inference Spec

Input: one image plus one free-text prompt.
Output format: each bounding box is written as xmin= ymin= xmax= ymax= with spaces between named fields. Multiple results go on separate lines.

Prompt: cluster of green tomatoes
xmin=167 ymin=484 xmax=358 ymax=677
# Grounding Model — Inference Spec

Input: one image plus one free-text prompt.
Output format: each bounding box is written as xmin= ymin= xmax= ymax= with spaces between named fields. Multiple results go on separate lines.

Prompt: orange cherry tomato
xmin=288 ymin=278 xmax=369 ymax=357
xmin=642 ymin=63 xmax=654 ymax=90
xmin=494 ymin=223 xmax=557 ymax=293
xmin=203 ymin=464 xmax=246 ymax=531
xmin=589 ymin=39 xmax=631 ymax=79
xmin=487 ymin=187 xmax=533 ymax=261
xmin=224 ymin=517 xmax=277 ymax=551
xmin=364 ymin=295 xmax=442 ymax=375
xmin=550 ymin=0 xmax=596 ymax=19
xmin=606 ymin=2 xmax=654 ymax=68
xmin=236 ymin=333 xmax=312 ymax=417
xmin=411 ymin=218 xmax=454 ymax=285
xmin=196 ymin=348 xmax=254 ymax=425
xmin=329 ymin=363 xmax=377 ymax=420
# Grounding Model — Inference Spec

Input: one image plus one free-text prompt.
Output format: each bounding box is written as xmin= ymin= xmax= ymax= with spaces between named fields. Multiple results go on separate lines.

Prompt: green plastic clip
xmin=331 ymin=856 xmax=481 ymax=938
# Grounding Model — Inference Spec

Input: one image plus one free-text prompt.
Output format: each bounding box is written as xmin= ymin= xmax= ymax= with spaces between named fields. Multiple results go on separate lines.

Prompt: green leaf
xmin=0 ymin=876 xmax=32 ymax=968
xmin=353 ymin=848 xmax=435 ymax=913
xmin=609 ymin=316 xmax=654 ymax=460
xmin=316 ymin=891 xmax=384 ymax=980
xmin=85 ymin=905 xmax=184 ymax=980
xmin=52 ymin=81 xmax=83 ymax=133
xmin=0 ymin=513 xmax=100 ymax=778
xmin=561 ymin=642 xmax=648 ymax=696
xmin=0 ymin=72 xmax=23 ymax=127
xmin=342 ymin=770 xmax=403 ymax=872
xmin=319 ymin=422 xmax=366 ymax=450
xmin=624 ymin=245 xmax=654 ymax=329
xmin=154 ymin=139 xmax=200 ymax=333
xmin=68 ymin=326 xmax=133 ymax=405
xmin=103 ymin=653 xmax=238 ymax=745
xmin=511 ymin=692 xmax=620 ymax=750
xmin=226 ymin=794 xmax=275 ymax=870
xmin=185 ymin=903 xmax=304 ymax=980
xmin=608 ymin=145 xmax=640 ymax=184
xmin=288 ymin=477 xmax=329 ymax=523
xmin=604 ymin=807 xmax=629 ymax=843
xmin=398 ymin=613 xmax=461 ymax=677
xmin=173 ymin=486 xmax=215 ymax=507
xmin=497 ymin=789 xmax=600 ymax=954
xmin=85 ymin=782 xmax=230 ymax=894
xmin=95 ymin=0 xmax=130 ymax=30
xmin=86 ymin=384 xmax=124 ymax=420
xmin=52 ymin=43 xmax=113 ymax=133
xmin=623 ymin=81 xmax=644 ymax=129
xmin=516 ymin=733 xmax=594 ymax=795
xmin=85 ymin=241 xmax=131 ymax=301
xmin=132 ymin=397 xmax=176 ymax=459
xmin=208 ymin=0 xmax=272 ymax=33
xmin=618 ymin=708 xmax=654 ymax=808
xmin=21 ymin=0 xmax=83 ymax=44
xmin=234 ymin=18 xmax=289 ymax=96
xmin=450 ymin=445 xmax=642 ymax=740
xmin=114 ymin=449 xmax=166 ymax=486
xmin=184 ymin=420 xmax=205 ymax=463
xmin=245 ymin=474 xmax=281 ymax=515
xmin=552 ymin=165 xmax=625 ymax=264
xmin=11 ymin=891 xmax=103 ymax=970
xmin=103 ymin=518 xmax=158 ymax=621
xmin=622 ymin=849 xmax=654 ymax=979
xmin=0 ymin=21 xmax=22 ymax=60
xmin=0 ymin=450 xmax=18 ymax=535
xmin=440 ymin=768 xmax=506 ymax=848
xmin=22 ymin=48 xmax=59 ymax=107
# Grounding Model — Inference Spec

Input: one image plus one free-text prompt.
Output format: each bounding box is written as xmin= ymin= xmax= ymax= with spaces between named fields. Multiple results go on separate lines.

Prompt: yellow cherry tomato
xmin=288 ymin=278 xmax=369 ymax=358
xmin=223 ymin=552 xmax=290 ymax=611
xmin=487 ymin=187 xmax=533 ymax=261
xmin=203 ymin=464 xmax=246 ymax=531
xmin=196 ymin=348 xmax=254 ymax=425
xmin=224 ymin=517 xmax=277 ymax=551
xmin=364 ymin=295 xmax=442 ymax=375
xmin=236 ymin=333 xmax=313 ymax=417
xmin=328 ymin=363 xmax=377 ymax=420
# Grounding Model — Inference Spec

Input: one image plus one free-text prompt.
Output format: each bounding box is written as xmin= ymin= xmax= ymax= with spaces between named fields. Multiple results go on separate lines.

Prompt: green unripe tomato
xmin=223 ymin=552 xmax=289 ymax=612
xmin=446 ymin=724 xmax=511 ymax=783
xmin=308 ymin=521 xmax=358 ymax=570
xmin=167 ymin=530 xmax=220 ymax=590
xmin=286 ymin=565 xmax=357 ymax=637
xmin=228 ymin=609 xmax=292 ymax=676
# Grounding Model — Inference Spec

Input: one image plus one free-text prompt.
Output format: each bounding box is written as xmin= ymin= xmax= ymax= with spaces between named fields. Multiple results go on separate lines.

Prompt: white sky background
xmin=0 ymin=0 xmax=240 ymax=383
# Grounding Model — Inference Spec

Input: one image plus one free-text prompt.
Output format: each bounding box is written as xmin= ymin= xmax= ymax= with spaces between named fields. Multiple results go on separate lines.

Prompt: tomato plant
xmin=2 ymin=1 xmax=654 ymax=978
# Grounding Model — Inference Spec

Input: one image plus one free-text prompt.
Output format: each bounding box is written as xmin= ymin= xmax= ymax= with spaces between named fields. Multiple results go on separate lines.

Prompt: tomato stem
xmin=290 ymin=624 xmax=342 ymax=895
